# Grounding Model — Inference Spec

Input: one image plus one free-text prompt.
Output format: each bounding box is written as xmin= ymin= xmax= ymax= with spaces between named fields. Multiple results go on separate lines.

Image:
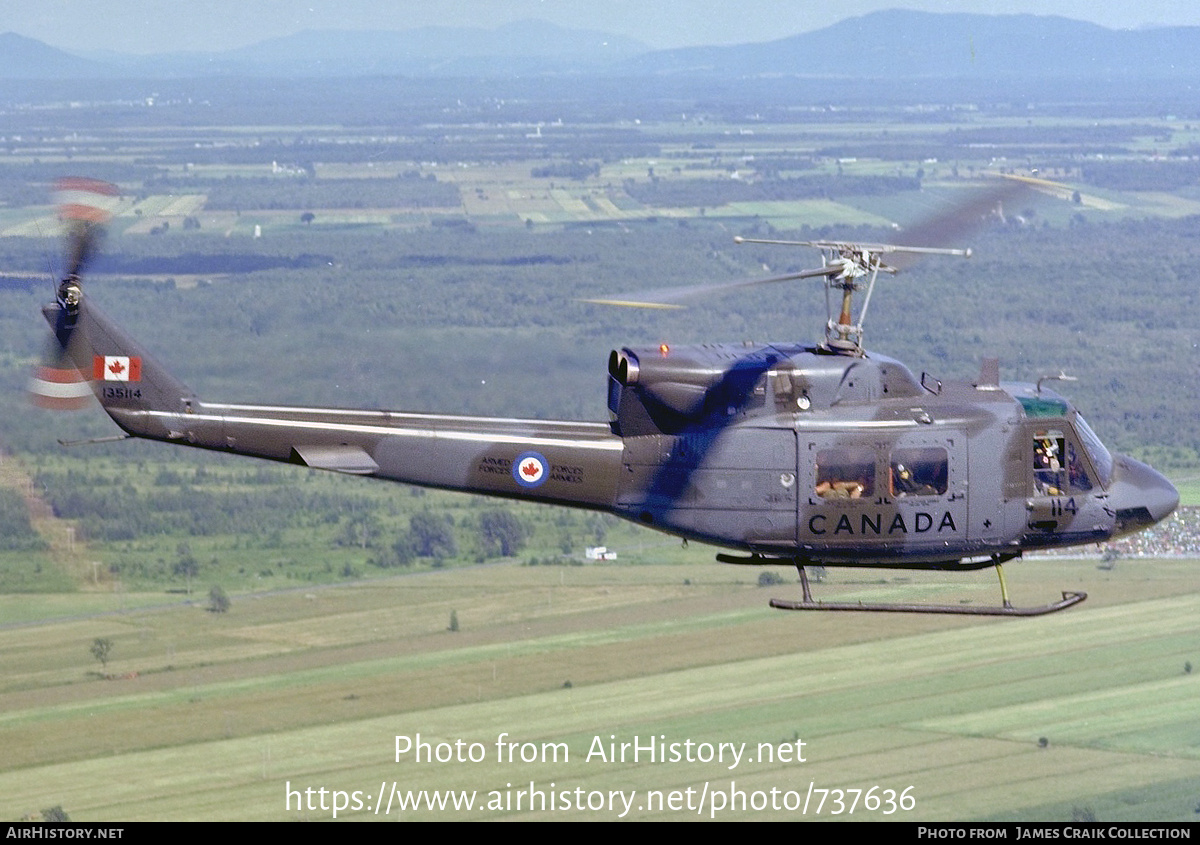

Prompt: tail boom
xmin=48 ymin=295 xmax=623 ymax=509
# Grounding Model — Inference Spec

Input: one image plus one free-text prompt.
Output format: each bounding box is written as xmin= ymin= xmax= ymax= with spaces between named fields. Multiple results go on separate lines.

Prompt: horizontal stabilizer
xmin=290 ymin=444 xmax=380 ymax=475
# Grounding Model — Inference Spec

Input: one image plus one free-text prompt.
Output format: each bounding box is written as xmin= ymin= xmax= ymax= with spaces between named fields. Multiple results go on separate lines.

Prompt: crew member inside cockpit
xmin=1034 ymin=433 xmax=1065 ymax=495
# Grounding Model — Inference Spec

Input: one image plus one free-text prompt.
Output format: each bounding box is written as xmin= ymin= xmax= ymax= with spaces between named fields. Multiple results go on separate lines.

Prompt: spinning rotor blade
xmin=27 ymin=178 xmax=119 ymax=410
xmin=56 ymin=177 xmax=118 ymax=278
xmin=63 ymin=222 xmax=104 ymax=280
xmin=28 ymin=336 xmax=92 ymax=410
xmin=886 ymin=174 xmax=1044 ymax=269
xmin=581 ymin=265 xmax=836 ymax=309
xmin=583 ymin=176 xmax=1047 ymax=310
xmin=737 ymin=176 xmax=1042 ymax=271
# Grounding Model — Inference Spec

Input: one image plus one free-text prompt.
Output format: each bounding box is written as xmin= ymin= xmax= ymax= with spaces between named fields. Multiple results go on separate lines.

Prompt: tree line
xmin=624 ymin=174 xmax=922 ymax=208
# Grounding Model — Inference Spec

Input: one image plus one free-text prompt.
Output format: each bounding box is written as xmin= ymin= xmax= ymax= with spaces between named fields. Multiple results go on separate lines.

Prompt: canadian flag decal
xmin=94 ymin=355 xmax=142 ymax=382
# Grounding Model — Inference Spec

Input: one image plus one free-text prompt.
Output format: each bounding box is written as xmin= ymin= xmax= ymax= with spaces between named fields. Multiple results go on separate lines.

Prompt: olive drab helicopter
xmin=31 ymin=177 xmax=1179 ymax=617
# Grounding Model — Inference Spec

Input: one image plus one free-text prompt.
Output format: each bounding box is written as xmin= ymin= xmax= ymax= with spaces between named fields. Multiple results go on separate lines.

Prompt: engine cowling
xmin=608 ymin=344 xmax=784 ymax=435
xmin=607 ymin=342 xmax=927 ymax=436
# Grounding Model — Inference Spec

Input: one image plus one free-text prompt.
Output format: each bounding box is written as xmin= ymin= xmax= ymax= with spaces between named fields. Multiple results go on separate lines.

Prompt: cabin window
xmin=889 ymin=447 xmax=948 ymax=497
xmin=815 ymin=447 xmax=875 ymax=500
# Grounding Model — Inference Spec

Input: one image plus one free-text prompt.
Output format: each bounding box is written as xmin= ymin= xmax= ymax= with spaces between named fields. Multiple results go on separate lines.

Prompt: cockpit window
xmin=1033 ymin=428 xmax=1095 ymax=495
xmin=1073 ymin=415 xmax=1113 ymax=487
xmin=1018 ymin=395 xmax=1070 ymax=418
xmin=1019 ymin=391 xmax=1112 ymax=491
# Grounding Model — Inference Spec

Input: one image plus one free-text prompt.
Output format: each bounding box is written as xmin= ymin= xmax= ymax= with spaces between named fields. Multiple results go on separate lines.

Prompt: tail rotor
xmin=28 ymin=178 xmax=119 ymax=410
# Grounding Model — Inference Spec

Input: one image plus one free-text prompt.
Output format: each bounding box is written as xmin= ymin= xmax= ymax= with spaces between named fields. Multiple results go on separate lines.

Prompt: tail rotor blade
xmin=28 ymin=178 xmax=119 ymax=410
xmin=55 ymin=177 xmax=118 ymax=278
xmin=28 ymin=334 xmax=92 ymax=410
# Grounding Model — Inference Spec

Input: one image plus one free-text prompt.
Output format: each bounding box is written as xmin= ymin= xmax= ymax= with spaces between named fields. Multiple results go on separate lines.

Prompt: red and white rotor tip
xmin=28 ymin=364 xmax=93 ymax=411
xmin=55 ymin=177 xmax=119 ymax=225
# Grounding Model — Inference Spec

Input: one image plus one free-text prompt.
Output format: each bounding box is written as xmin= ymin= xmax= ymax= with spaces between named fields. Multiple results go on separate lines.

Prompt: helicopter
xmin=32 ymin=177 xmax=1179 ymax=617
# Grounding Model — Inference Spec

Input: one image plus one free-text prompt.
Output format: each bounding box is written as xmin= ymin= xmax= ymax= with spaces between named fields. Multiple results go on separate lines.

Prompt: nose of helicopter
xmin=1107 ymin=454 xmax=1180 ymax=538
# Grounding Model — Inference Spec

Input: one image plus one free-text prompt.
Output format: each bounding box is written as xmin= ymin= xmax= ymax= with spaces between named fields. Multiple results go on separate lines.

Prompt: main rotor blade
xmin=887 ymin=174 xmax=1045 ymax=269
xmin=583 ymin=175 xmax=1057 ymax=310
xmin=581 ymin=265 xmax=837 ymax=309
xmin=734 ymin=236 xmax=970 ymax=259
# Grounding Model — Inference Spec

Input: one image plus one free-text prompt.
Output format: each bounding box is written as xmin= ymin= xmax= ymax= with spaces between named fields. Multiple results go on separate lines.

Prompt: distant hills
xmin=627 ymin=10 xmax=1200 ymax=79
xmin=5 ymin=10 xmax=1200 ymax=80
xmin=0 ymin=32 xmax=110 ymax=79
xmin=0 ymin=21 xmax=649 ymax=80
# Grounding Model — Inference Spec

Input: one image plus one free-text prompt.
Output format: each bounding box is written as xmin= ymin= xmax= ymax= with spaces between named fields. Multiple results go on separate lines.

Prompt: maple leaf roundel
xmin=512 ymin=451 xmax=548 ymax=488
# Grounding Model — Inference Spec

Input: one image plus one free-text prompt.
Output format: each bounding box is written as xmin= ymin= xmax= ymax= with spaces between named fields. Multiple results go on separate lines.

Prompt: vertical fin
xmin=44 ymin=295 xmax=200 ymax=442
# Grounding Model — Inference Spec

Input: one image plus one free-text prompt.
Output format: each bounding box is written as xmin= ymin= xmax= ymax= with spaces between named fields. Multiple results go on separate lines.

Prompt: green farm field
xmin=1 ymin=555 xmax=1197 ymax=822
xmin=1171 ymin=476 xmax=1200 ymax=507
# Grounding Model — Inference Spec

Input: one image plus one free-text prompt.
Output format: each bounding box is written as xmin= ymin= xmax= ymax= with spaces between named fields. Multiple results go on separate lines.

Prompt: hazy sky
xmin=4 ymin=0 xmax=1199 ymax=54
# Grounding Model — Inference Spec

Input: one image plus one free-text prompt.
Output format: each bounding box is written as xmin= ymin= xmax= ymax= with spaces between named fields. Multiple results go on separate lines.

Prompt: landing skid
xmin=769 ymin=592 xmax=1087 ymax=616
xmin=771 ymin=559 xmax=1087 ymax=617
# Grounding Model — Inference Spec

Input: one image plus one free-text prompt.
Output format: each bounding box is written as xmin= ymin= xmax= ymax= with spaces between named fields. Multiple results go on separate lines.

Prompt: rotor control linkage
xmin=734 ymin=238 xmax=970 ymax=354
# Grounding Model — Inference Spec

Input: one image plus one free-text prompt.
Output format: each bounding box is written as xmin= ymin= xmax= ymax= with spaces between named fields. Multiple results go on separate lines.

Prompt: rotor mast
xmin=735 ymin=237 xmax=971 ymax=355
